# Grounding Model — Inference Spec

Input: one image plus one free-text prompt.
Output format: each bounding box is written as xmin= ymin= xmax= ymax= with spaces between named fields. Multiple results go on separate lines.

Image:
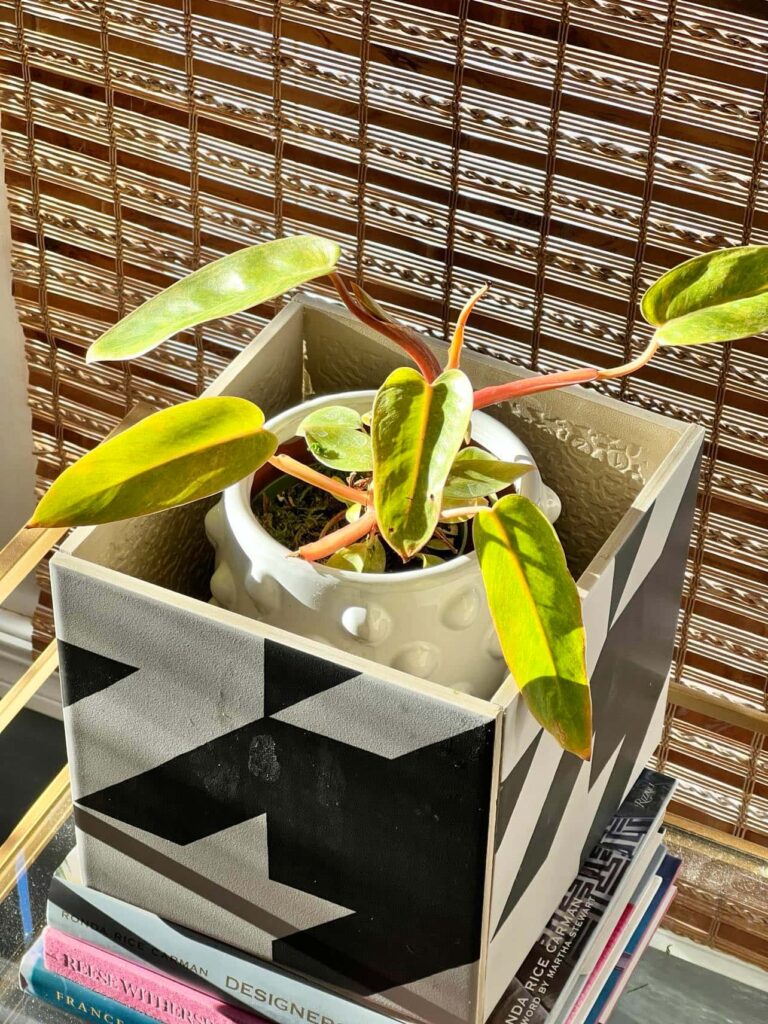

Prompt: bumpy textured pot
xmin=205 ymin=390 xmax=561 ymax=699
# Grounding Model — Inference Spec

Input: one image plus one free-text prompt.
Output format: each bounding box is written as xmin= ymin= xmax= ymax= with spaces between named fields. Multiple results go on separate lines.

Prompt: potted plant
xmin=31 ymin=238 xmax=768 ymax=758
xmin=32 ymin=239 xmax=765 ymax=1023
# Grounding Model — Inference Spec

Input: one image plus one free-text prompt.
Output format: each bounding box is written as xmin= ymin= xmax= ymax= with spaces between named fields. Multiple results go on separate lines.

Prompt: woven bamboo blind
xmin=0 ymin=0 xmax=766 ymax=962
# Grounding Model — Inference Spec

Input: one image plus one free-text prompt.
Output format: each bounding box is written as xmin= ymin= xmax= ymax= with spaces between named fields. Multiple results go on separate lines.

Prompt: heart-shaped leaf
xmin=325 ymin=536 xmax=387 ymax=573
xmin=298 ymin=405 xmax=373 ymax=472
xmin=641 ymin=244 xmax=768 ymax=346
xmin=87 ymin=235 xmax=340 ymax=362
xmin=474 ymin=494 xmax=591 ymax=759
xmin=371 ymin=367 xmax=474 ymax=560
xmin=29 ymin=397 xmax=277 ymax=527
xmin=445 ymin=447 xmax=533 ymax=499
xmin=299 ymin=406 xmax=361 ymax=432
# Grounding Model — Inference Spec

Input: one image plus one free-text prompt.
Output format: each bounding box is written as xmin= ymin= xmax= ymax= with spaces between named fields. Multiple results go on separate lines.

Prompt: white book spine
xmin=546 ymin=832 xmax=664 ymax=1023
xmin=567 ymin=874 xmax=662 ymax=1024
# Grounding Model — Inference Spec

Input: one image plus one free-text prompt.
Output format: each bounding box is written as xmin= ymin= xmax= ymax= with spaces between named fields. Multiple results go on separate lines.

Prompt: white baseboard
xmin=651 ymin=927 xmax=768 ymax=993
xmin=0 ymin=601 xmax=63 ymax=721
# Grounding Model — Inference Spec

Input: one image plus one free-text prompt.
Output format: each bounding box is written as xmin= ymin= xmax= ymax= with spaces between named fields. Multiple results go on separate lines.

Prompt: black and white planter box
xmin=51 ymin=297 xmax=703 ymax=1024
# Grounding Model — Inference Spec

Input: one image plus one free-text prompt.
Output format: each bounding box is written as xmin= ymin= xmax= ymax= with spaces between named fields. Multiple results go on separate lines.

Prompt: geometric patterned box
xmin=50 ymin=297 xmax=703 ymax=1024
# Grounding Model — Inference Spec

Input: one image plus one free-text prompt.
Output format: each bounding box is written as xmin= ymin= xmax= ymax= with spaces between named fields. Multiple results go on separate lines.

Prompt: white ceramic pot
xmin=205 ymin=391 xmax=560 ymax=699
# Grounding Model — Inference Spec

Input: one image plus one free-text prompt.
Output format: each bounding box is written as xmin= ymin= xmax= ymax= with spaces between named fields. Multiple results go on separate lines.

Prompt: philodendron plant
xmin=29 ymin=238 xmax=768 ymax=760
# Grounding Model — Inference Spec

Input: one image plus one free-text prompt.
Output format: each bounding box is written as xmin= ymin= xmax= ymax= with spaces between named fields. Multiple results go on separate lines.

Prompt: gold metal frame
xmin=0 ymin=406 xmax=153 ymax=901
xmin=668 ymin=682 xmax=768 ymax=738
xmin=0 ymin=528 xmax=67 ymax=903
xmin=0 ymin=766 xmax=70 ymax=904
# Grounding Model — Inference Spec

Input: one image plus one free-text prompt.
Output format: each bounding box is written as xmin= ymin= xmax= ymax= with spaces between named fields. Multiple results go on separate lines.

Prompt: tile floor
xmin=612 ymin=945 xmax=768 ymax=1023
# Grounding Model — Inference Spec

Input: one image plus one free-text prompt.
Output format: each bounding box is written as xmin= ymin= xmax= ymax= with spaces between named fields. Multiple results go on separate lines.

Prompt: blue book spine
xmin=584 ymin=854 xmax=682 ymax=1024
xmin=20 ymin=938 xmax=161 ymax=1024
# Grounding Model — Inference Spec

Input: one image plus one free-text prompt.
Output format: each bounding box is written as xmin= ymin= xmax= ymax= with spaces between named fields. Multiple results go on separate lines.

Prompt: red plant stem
xmin=330 ymin=272 xmax=441 ymax=382
xmin=296 ymin=508 xmax=377 ymax=562
xmin=472 ymin=335 xmax=661 ymax=410
xmin=472 ymin=367 xmax=599 ymax=410
xmin=268 ymin=455 xmax=371 ymax=506
xmin=318 ymin=507 xmax=348 ymax=539
xmin=446 ymin=283 xmax=489 ymax=370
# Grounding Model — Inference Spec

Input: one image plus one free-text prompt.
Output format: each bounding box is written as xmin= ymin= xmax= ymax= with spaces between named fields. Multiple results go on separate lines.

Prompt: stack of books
xmin=20 ymin=768 xmax=679 ymax=1024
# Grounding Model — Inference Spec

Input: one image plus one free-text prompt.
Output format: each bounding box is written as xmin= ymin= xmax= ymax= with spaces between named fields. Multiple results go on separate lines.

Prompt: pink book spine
xmin=597 ymin=886 xmax=678 ymax=1023
xmin=44 ymin=927 xmax=264 ymax=1024
xmin=563 ymin=903 xmax=635 ymax=1024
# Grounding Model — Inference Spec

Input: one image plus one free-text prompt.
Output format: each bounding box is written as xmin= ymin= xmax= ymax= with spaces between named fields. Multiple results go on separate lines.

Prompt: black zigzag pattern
xmin=77 ymin=642 xmax=496 ymax=995
xmin=580 ymin=451 xmax=701 ymax=860
xmin=494 ymin=731 xmax=542 ymax=852
xmin=58 ymin=640 xmax=139 ymax=707
xmin=263 ymin=640 xmax=360 ymax=716
xmin=493 ymin=450 xmax=701 ymax=934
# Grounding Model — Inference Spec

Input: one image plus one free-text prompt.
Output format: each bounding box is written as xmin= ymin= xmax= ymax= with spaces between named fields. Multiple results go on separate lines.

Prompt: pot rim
xmin=223 ymin=389 xmax=541 ymax=586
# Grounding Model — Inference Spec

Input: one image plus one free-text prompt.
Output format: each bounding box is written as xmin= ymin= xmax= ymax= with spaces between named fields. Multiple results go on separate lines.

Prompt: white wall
xmin=0 ymin=137 xmax=49 ymax=709
xmin=0 ymin=142 xmax=36 ymax=548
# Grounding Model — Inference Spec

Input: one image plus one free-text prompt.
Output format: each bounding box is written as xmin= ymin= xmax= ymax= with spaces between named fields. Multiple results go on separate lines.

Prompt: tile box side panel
xmin=51 ymin=557 xmax=500 ymax=1024
xmin=52 ymin=297 xmax=702 ymax=1024
xmin=483 ymin=435 xmax=703 ymax=1019
xmin=208 ymin=299 xmax=306 ymax=413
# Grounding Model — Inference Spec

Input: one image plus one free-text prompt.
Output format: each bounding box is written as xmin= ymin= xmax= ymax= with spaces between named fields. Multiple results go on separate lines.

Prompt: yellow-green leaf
xmin=371 ymin=367 xmax=473 ymax=560
xmin=416 ymin=552 xmax=444 ymax=568
xmin=298 ymin=405 xmax=373 ymax=472
xmin=29 ymin=397 xmax=277 ymax=527
xmin=641 ymin=245 xmax=768 ymax=346
xmin=444 ymin=447 xmax=532 ymax=499
xmin=345 ymin=502 xmax=364 ymax=523
xmin=87 ymin=235 xmax=340 ymax=362
xmin=474 ymin=494 xmax=591 ymax=759
xmin=325 ymin=536 xmax=386 ymax=573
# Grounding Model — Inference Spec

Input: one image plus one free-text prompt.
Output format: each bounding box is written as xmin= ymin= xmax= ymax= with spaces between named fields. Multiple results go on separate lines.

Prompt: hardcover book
xmin=590 ymin=886 xmax=677 ymax=1024
xmin=553 ymin=844 xmax=667 ymax=1022
xmin=43 ymin=927 xmax=270 ymax=1024
xmin=47 ymin=862 xmax=407 ymax=1024
xmin=585 ymin=854 xmax=681 ymax=1024
xmin=488 ymin=768 xmax=675 ymax=1024
xmin=563 ymin=867 xmax=664 ymax=1024
xmin=21 ymin=936 xmax=166 ymax=1024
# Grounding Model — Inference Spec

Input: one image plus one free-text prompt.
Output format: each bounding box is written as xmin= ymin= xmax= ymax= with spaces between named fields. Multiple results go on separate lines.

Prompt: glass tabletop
xmin=0 ymin=816 xmax=75 ymax=1024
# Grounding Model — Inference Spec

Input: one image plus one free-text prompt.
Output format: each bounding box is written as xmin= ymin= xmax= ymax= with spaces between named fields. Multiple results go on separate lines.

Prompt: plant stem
xmin=472 ymin=367 xmax=599 ymax=410
xmin=268 ymin=455 xmax=372 ymax=506
xmin=318 ymin=507 xmax=348 ymax=538
xmin=472 ymin=335 xmax=660 ymax=409
xmin=596 ymin=335 xmax=659 ymax=380
xmin=439 ymin=504 xmax=487 ymax=520
xmin=296 ymin=508 xmax=377 ymax=562
xmin=446 ymin=283 xmax=489 ymax=370
xmin=330 ymin=272 xmax=441 ymax=382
